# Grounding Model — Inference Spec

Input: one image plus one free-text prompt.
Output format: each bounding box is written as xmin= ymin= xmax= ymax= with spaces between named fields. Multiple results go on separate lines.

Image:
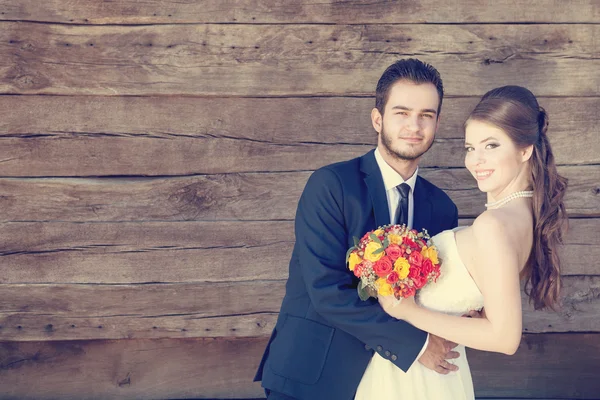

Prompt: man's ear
xmin=522 ymin=144 xmax=534 ymax=162
xmin=371 ymin=108 xmax=382 ymax=134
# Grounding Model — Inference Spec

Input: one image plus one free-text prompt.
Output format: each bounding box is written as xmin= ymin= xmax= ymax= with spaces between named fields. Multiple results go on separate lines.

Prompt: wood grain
xmin=0 ymin=337 xmax=266 ymax=399
xmin=0 ymin=166 xmax=596 ymax=226
xmin=0 ymin=335 xmax=599 ymax=399
xmin=0 ymin=0 xmax=598 ymax=24
xmin=0 ymin=96 xmax=597 ymax=176
xmin=1 ymin=23 xmax=598 ymax=96
xmin=0 ymin=276 xmax=597 ymax=341
xmin=0 ymin=218 xmax=597 ymax=286
xmin=468 ymin=333 xmax=600 ymax=399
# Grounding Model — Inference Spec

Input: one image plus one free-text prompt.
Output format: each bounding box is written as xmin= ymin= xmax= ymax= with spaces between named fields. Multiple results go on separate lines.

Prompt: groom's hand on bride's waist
xmin=418 ymin=333 xmax=460 ymax=374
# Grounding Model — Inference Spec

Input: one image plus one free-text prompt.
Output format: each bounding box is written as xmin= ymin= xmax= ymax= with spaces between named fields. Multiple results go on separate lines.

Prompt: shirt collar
xmin=374 ymin=147 xmax=418 ymax=193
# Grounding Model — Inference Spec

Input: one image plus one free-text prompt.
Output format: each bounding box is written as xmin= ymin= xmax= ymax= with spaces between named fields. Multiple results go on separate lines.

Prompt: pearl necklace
xmin=485 ymin=190 xmax=534 ymax=209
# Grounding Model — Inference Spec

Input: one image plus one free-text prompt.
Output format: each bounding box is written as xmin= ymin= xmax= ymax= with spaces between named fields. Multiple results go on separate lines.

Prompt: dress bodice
xmin=355 ymin=227 xmax=484 ymax=400
xmin=416 ymin=228 xmax=485 ymax=315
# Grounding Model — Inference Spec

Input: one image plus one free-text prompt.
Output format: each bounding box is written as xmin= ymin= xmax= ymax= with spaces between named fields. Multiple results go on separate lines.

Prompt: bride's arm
xmin=380 ymin=213 xmax=523 ymax=355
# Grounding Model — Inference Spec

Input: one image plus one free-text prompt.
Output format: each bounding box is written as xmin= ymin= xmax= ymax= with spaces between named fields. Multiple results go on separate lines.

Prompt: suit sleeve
xmin=294 ymin=167 xmax=427 ymax=372
xmin=451 ymin=203 xmax=459 ymax=229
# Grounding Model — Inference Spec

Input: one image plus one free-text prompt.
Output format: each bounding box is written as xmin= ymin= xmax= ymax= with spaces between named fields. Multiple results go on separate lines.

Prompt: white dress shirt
xmin=374 ymin=147 xmax=429 ymax=367
xmin=374 ymin=148 xmax=418 ymax=229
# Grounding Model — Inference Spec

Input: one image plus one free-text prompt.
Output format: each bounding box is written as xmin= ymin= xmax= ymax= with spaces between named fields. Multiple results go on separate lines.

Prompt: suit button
xmin=376 ymin=345 xmax=383 ymax=352
xmin=384 ymin=350 xmax=391 ymax=357
xmin=364 ymin=344 xmax=371 ymax=351
xmin=391 ymin=354 xmax=398 ymax=361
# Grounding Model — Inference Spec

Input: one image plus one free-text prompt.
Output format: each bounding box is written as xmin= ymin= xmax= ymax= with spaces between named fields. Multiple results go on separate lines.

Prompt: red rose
xmin=385 ymin=244 xmax=403 ymax=261
xmin=421 ymin=258 xmax=434 ymax=276
xmin=409 ymin=251 xmax=423 ymax=268
xmin=408 ymin=265 xmax=420 ymax=279
xmin=403 ymin=236 xmax=419 ymax=250
xmin=408 ymin=267 xmax=426 ymax=288
xmin=373 ymin=256 xmax=393 ymax=278
xmin=386 ymin=271 xmax=399 ymax=284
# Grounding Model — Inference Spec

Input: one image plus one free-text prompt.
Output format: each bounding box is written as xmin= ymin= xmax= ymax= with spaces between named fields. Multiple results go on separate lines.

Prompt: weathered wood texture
xmin=1 ymin=23 xmax=598 ymax=96
xmin=0 ymin=166 xmax=597 ymax=225
xmin=0 ymin=1 xmax=598 ymax=399
xmin=0 ymin=219 xmax=597 ymax=284
xmin=0 ymin=335 xmax=599 ymax=399
xmin=0 ymin=219 xmax=597 ymax=341
xmin=0 ymin=337 xmax=265 ymax=399
xmin=0 ymin=276 xmax=598 ymax=341
xmin=0 ymin=96 xmax=597 ymax=176
xmin=1 ymin=0 xmax=598 ymax=24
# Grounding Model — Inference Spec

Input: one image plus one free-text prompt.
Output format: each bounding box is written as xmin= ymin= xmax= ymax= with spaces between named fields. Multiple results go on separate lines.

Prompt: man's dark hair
xmin=375 ymin=58 xmax=444 ymax=116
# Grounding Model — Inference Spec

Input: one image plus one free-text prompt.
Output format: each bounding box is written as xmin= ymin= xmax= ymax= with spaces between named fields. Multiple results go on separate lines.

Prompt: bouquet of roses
xmin=346 ymin=224 xmax=441 ymax=301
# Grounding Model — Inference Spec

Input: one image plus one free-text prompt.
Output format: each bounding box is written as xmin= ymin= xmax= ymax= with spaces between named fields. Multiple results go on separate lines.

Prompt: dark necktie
xmin=396 ymin=183 xmax=411 ymax=226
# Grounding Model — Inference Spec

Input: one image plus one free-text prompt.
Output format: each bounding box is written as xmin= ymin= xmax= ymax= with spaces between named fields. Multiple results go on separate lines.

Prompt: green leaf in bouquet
xmin=358 ymin=283 xmax=372 ymax=301
xmin=345 ymin=246 xmax=356 ymax=263
xmin=382 ymin=237 xmax=390 ymax=248
xmin=372 ymin=247 xmax=385 ymax=255
xmin=369 ymin=233 xmax=382 ymax=244
xmin=353 ymin=236 xmax=360 ymax=247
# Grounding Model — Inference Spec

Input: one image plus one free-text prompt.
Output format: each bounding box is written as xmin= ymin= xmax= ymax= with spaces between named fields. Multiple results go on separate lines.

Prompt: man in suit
xmin=255 ymin=59 xmax=460 ymax=400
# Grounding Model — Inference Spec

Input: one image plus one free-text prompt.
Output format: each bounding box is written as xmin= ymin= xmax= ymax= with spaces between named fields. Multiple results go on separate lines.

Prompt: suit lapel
xmin=412 ymin=176 xmax=432 ymax=232
xmin=360 ymin=150 xmax=390 ymax=228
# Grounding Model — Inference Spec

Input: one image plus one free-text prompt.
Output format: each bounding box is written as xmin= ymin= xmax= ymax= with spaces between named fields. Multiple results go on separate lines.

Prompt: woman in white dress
xmin=355 ymin=85 xmax=568 ymax=400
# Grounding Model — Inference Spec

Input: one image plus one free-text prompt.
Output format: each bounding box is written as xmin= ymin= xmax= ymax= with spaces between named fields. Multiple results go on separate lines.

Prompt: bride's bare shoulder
xmin=471 ymin=209 xmax=514 ymax=244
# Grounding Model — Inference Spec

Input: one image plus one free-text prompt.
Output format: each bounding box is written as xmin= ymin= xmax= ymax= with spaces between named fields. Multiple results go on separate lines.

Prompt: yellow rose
xmin=376 ymin=278 xmax=393 ymax=296
xmin=422 ymin=246 xmax=439 ymax=264
xmin=373 ymin=229 xmax=384 ymax=237
xmin=388 ymin=234 xmax=402 ymax=245
xmin=348 ymin=252 xmax=362 ymax=271
xmin=364 ymin=241 xmax=383 ymax=262
xmin=394 ymin=257 xmax=410 ymax=279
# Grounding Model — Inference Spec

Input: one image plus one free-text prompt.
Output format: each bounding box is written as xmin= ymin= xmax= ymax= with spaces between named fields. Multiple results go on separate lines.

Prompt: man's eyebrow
xmin=390 ymin=105 xmax=437 ymax=115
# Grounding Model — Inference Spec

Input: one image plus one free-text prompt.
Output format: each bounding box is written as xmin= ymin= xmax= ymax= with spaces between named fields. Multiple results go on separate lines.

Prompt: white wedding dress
xmin=355 ymin=227 xmax=485 ymax=400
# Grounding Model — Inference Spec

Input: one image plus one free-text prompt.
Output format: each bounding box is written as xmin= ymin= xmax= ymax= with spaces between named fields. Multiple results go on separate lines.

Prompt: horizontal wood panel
xmin=1 ymin=335 xmax=599 ymax=399
xmin=468 ymin=333 xmax=600 ymax=399
xmin=0 ymin=96 xmax=597 ymax=176
xmin=0 ymin=219 xmax=597 ymax=286
xmin=0 ymin=218 xmax=595 ymax=286
xmin=2 ymin=218 xmax=596 ymax=252
xmin=0 ymin=276 xmax=598 ymax=341
xmin=0 ymin=0 xmax=598 ymax=24
xmin=0 ymin=337 xmax=266 ymax=399
xmin=1 ymin=23 xmax=598 ymax=96
xmin=0 ymin=166 xmax=596 ymax=226
xmin=2 ymin=96 xmax=595 ymax=143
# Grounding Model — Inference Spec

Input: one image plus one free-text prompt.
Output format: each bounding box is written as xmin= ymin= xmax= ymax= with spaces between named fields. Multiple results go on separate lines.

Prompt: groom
xmin=255 ymin=59 xmax=460 ymax=400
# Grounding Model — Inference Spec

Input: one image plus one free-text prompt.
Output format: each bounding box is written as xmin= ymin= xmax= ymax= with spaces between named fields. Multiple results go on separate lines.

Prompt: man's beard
xmin=380 ymin=121 xmax=434 ymax=161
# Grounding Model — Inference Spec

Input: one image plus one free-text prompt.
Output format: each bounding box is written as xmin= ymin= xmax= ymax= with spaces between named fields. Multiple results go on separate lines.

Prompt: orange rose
xmin=385 ymin=244 xmax=403 ymax=261
xmin=373 ymin=256 xmax=393 ymax=278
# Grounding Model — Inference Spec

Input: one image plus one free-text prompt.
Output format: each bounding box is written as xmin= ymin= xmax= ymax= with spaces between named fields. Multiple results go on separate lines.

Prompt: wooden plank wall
xmin=0 ymin=1 xmax=599 ymax=399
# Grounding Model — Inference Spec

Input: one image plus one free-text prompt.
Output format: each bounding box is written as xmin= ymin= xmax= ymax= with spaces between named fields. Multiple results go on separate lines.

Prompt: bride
xmin=355 ymin=85 xmax=568 ymax=399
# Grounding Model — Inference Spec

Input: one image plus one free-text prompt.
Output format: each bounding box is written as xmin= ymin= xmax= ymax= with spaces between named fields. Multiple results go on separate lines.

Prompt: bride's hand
xmin=378 ymin=294 xmax=417 ymax=320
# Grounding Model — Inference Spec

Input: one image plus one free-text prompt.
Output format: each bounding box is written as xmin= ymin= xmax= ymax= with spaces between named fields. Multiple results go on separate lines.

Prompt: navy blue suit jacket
xmin=255 ymin=150 xmax=458 ymax=400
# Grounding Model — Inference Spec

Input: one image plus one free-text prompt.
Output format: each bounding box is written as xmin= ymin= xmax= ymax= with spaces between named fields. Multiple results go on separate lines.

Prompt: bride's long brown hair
xmin=467 ymin=86 xmax=568 ymax=310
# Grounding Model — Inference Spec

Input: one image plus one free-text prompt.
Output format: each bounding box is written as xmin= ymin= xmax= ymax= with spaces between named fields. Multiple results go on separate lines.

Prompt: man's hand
xmin=418 ymin=334 xmax=460 ymax=374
